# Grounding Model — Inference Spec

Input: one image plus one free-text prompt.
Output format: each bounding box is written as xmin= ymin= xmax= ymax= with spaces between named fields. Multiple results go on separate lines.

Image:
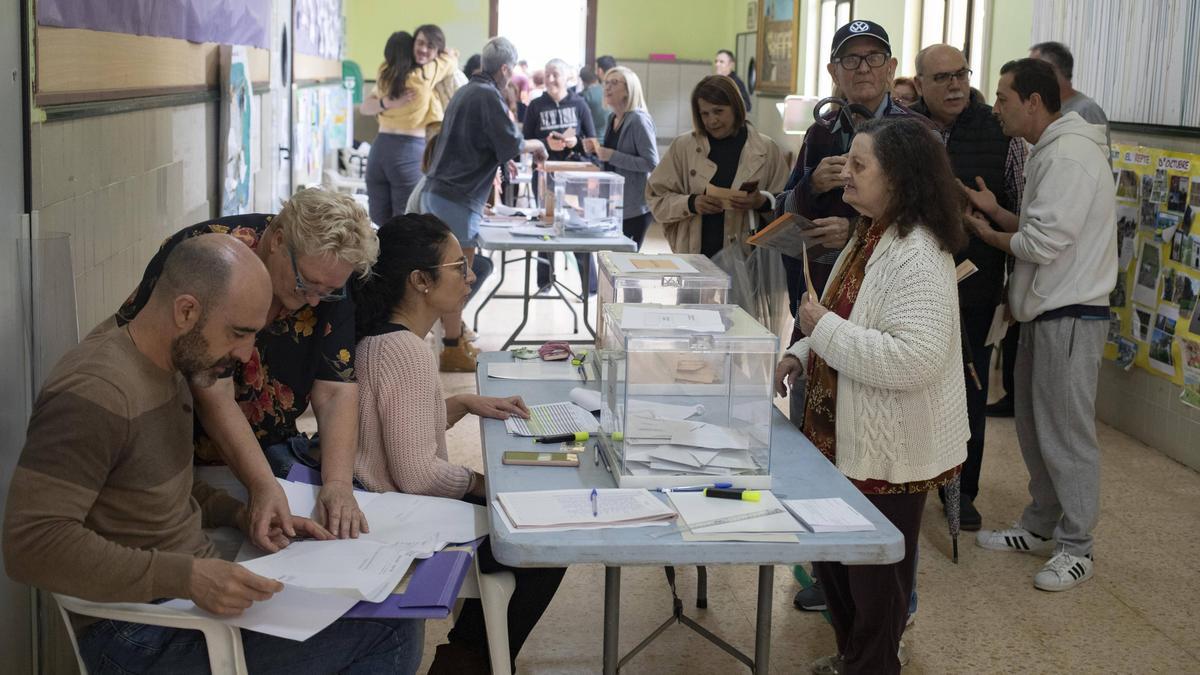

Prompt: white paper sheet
xmin=489 ymin=362 xmax=583 ymax=381
xmin=510 ymin=224 xmax=557 ymax=237
xmin=504 ymin=402 xmax=599 ymax=436
xmin=670 ymin=422 xmax=751 ymax=450
xmin=619 ymin=306 xmax=725 ymax=332
xmin=782 ymin=498 xmax=876 ymax=532
xmin=496 ymin=489 xmax=676 ymax=529
xmin=162 ymin=584 xmax=358 ymax=641
xmin=668 ymin=491 xmax=802 ymax=533
xmin=569 ymin=386 xmax=602 ymax=411
xmin=240 ymin=539 xmax=418 ymax=602
xmin=492 ymin=500 xmax=673 ymax=533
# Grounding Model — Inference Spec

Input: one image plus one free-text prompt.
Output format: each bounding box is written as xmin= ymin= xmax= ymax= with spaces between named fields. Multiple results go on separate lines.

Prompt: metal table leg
xmin=604 ymin=566 xmax=620 ymax=675
xmin=581 ymin=254 xmax=597 ymax=338
xmin=472 ymin=250 xmax=507 ymax=332
xmin=500 ymin=252 xmax=534 ymax=350
xmin=754 ymin=565 xmax=774 ymax=674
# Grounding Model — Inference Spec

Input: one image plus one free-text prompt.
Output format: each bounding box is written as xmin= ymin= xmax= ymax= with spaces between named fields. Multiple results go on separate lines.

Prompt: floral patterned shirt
xmin=116 ymin=214 xmax=357 ymax=455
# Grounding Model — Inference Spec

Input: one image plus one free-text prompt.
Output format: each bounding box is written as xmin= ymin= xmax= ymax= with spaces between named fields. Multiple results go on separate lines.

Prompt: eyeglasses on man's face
xmin=288 ymin=245 xmax=347 ymax=302
xmin=427 ymin=256 xmax=470 ymax=280
xmin=833 ymin=51 xmax=890 ymax=71
xmin=925 ymin=68 xmax=973 ymax=85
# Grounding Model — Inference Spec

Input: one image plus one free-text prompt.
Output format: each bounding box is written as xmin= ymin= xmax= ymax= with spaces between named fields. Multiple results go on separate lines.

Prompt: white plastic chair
xmin=53 ymin=593 xmax=248 ymax=675
xmin=454 ymin=558 xmax=517 ymax=675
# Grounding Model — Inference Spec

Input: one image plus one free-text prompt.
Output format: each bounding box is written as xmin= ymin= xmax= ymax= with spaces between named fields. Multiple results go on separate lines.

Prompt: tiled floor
xmin=357 ymin=225 xmax=1200 ymax=673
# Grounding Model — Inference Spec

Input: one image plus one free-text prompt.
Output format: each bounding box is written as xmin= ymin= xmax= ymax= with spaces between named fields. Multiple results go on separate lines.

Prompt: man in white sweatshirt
xmin=961 ymin=57 xmax=1116 ymax=592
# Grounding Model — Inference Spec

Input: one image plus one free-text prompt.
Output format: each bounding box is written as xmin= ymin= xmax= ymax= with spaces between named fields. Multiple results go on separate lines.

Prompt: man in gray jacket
xmin=964 ymin=58 xmax=1116 ymax=593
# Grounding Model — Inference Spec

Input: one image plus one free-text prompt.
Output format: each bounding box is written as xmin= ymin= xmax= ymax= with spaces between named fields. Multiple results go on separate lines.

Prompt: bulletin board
xmin=1106 ymin=143 xmax=1200 ymax=408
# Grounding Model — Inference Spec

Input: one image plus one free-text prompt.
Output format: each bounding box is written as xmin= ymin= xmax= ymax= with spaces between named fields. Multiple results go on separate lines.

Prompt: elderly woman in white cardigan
xmin=775 ymin=118 xmax=969 ymax=675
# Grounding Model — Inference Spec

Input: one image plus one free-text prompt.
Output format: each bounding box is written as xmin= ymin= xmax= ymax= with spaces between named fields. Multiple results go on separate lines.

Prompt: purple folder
xmin=284 ymin=464 xmax=480 ymax=619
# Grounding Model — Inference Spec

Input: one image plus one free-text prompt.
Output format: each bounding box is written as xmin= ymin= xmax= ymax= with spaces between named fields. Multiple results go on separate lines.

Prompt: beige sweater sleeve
xmin=357 ymin=332 xmax=472 ymax=499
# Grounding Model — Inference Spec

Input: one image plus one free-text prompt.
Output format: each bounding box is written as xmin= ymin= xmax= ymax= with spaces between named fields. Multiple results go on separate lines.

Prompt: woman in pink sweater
xmin=353 ymin=213 xmax=564 ymax=673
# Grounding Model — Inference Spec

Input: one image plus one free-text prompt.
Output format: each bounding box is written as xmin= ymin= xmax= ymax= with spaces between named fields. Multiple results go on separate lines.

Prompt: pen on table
xmin=657 ymin=482 xmax=733 ymax=493
xmin=590 ymin=488 xmax=599 ymax=517
xmin=704 ymin=487 xmax=762 ymax=502
xmin=535 ymin=432 xmax=589 ymax=444
xmin=572 ymin=357 xmax=588 ymax=383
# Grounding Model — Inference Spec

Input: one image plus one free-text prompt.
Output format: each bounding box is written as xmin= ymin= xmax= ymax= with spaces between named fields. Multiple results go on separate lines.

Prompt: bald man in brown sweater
xmin=4 ymin=234 xmax=424 ymax=673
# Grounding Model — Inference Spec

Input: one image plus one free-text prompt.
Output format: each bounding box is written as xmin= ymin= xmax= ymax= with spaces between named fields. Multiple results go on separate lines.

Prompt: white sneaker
xmin=1034 ymin=550 xmax=1094 ymax=591
xmin=975 ymin=524 xmax=1055 ymax=556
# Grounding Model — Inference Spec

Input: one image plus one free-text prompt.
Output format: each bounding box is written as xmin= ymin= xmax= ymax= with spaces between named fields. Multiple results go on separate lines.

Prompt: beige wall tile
xmin=38 ymin=122 xmax=69 ymax=207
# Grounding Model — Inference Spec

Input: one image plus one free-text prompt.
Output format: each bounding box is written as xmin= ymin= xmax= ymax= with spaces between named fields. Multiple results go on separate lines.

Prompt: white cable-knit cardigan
xmin=786 ymin=223 xmax=969 ymax=484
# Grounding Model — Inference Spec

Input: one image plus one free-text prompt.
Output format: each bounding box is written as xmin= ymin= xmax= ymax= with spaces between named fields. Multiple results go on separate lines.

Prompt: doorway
xmin=491 ymin=0 xmax=596 ymax=76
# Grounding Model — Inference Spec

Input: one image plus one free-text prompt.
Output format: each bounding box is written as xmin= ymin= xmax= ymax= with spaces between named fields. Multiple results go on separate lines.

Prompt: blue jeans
xmin=263 ymin=434 xmax=321 ymax=479
xmin=78 ymin=617 xmax=424 ymax=674
xmin=422 ymin=190 xmax=483 ymax=246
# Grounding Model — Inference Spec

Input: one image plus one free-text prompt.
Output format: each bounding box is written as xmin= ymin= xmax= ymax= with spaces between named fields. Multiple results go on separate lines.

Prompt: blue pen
xmin=658 ymin=482 xmax=733 ymax=493
xmin=590 ymin=488 xmax=599 ymax=517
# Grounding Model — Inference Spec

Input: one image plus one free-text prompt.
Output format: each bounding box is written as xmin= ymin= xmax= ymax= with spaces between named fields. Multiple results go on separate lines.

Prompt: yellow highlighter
xmin=703 ymin=488 xmax=761 ymax=502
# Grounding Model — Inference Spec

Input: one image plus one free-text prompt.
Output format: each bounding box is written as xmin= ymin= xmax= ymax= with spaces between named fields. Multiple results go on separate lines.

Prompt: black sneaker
xmin=986 ymin=395 xmax=1014 ymax=418
xmin=960 ymin=496 xmax=982 ymax=531
xmin=793 ymin=579 xmax=826 ymax=611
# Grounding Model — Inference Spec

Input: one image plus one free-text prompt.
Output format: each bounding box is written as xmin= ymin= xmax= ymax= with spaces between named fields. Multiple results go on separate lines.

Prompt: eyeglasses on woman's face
xmin=427 ymin=256 xmax=469 ymax=280
xmin=288 ymin=245 xmax=347 ymax=302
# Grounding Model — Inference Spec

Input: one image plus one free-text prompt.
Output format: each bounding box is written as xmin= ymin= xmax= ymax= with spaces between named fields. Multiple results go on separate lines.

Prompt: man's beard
xmin=171 ymin=324 xmax=234 ymax=388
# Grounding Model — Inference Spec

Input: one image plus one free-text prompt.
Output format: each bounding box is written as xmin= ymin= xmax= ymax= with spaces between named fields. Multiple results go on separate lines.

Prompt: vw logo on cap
xmin=849 ymin=21 xmax=870 ymax=33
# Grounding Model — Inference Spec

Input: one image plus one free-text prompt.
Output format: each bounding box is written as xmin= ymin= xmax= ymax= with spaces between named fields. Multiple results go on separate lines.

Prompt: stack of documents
xmin=164 ymin=479 xmax=487 ymax=641
xmin=495 ymin=489 xmax=676 ymax=532
xmin=782 ymin=498 xmax=876 ymax=533
xmin=622 ymin=412 xmax=762 ymax=476
xmin=505 ymin=402 xmax=598 ymax=437
xmin=667 ymin=490 xmax=802 ymax=535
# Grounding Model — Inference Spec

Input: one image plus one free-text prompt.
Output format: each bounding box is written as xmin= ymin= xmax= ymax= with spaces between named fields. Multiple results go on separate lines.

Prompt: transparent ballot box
xmin=597 ymin=304 xmax=779 ymax=489
xmin=550 ymin=170 xmax=624 ymax=237
xmin=595 ymin=252 xmax=731 ymax=343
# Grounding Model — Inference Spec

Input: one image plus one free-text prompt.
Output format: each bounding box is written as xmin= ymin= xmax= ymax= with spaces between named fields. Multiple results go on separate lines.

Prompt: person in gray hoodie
xmin=962 ymin=58 xmax=1116 ymax=593
xmin=587 ymin=65 xmax=659 ymax=248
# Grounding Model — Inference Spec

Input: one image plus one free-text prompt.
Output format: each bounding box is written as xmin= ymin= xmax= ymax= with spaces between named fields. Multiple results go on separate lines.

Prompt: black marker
xmin=534 ymin=432 xmax=589 ymax=444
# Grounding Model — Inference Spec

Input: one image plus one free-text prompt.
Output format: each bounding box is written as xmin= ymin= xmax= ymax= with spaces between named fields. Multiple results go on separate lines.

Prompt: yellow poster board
xmin=1106 ymin=144 xmax=1200 ymax=407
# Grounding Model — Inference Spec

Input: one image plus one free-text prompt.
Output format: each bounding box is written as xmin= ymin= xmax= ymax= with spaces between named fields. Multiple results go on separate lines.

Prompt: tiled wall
xmin=31 ymin=93 xmax=277 ymax=337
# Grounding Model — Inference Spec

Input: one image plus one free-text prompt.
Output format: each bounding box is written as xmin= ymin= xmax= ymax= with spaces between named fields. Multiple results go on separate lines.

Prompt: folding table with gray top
xmin=472 ymin=224 xmax=636 ymax=349
xmin=476 ymin=353 xmax=904 ymax=674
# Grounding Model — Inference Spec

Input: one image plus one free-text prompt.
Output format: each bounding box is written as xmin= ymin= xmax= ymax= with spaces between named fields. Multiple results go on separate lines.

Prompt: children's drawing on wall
xmin=220 ymin=45 xmax=254 ymax=216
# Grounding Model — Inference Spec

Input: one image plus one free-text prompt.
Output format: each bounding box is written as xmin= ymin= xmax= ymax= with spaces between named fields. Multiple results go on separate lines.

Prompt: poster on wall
xmin=755 ymin=0 xmax=799 ymax=94
xmin=1105 ymin=143 xmax=1200 ymax=399
xmin=294 ymin=0 xmax=344 ymax=60
xmin=220 ymin=46 xmax=254 ymax=217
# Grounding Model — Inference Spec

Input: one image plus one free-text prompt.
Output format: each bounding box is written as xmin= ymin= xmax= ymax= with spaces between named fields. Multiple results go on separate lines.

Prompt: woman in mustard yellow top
xmin=362 ymin=28 xmax=459 ymax=226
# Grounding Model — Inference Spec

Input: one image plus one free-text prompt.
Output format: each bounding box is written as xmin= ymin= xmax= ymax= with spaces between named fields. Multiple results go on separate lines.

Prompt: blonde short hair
xmin=605 ymin=66 xmax=646 ymax=112
xmin=276 ymin=188 xmax=379 ymax=278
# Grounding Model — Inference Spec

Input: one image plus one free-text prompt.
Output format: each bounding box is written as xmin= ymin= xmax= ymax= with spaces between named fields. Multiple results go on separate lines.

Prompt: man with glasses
xmin=109 ymin=188 xmax=380 ymax=550
xmin=774 ymin=18 xmax=932 ymax=616
xmin=910 ymin=44 xmax=1027 ymax=532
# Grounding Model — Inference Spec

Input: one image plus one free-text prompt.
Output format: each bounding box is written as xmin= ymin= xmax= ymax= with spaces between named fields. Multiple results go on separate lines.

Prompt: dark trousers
xmin=622 ymin=211 xmax=654 ymax=250
xmin=961 ymin=304 xmax=996 ymax=499
xmin=536 ymin=251 xmax=598 ymax=293
xmin=812 ymin=491 xmax=926 ymax=675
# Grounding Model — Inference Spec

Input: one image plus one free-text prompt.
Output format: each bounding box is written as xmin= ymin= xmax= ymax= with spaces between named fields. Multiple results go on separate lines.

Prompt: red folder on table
xmin=285 ymin=464 xmax=480 ymax=619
